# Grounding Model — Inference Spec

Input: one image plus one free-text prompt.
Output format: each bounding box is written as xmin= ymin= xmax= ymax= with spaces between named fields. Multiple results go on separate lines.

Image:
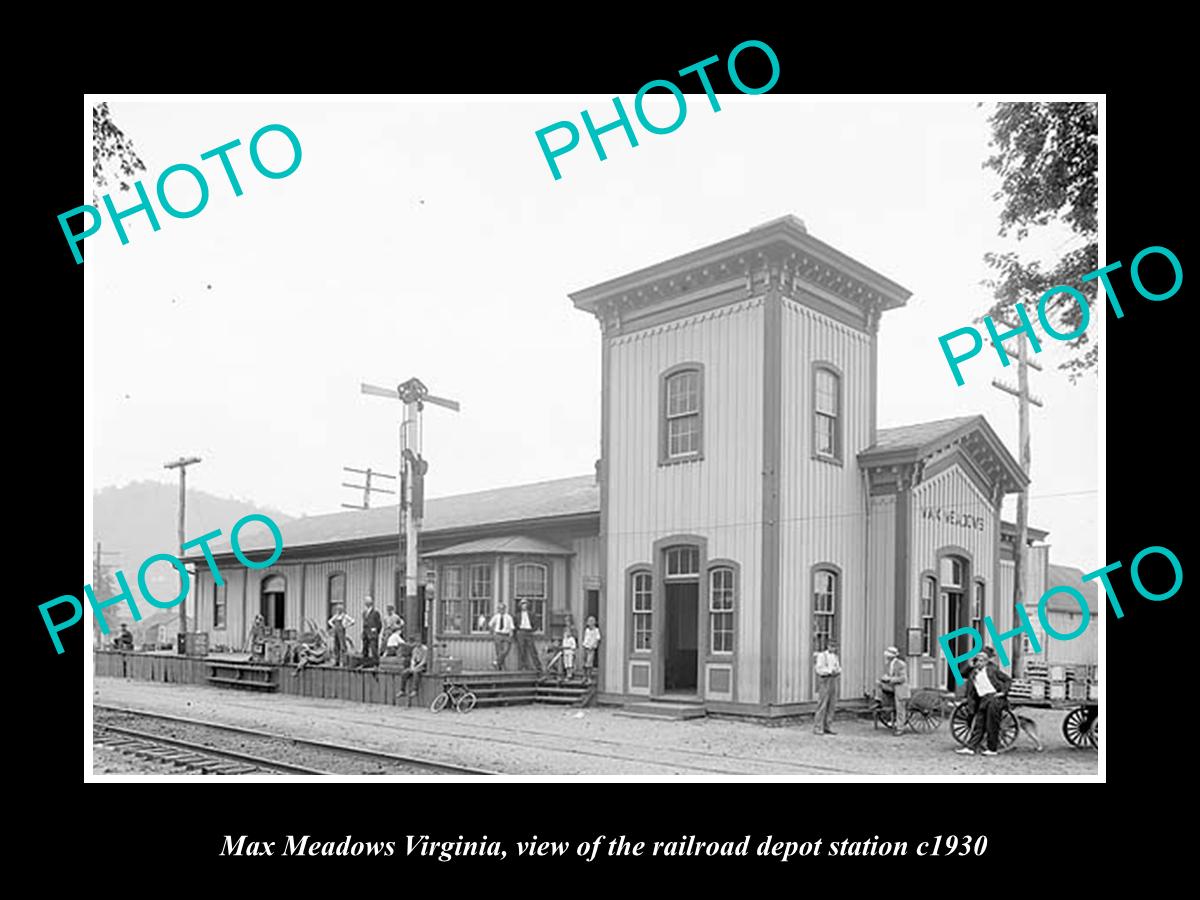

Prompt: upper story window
xmin=813 ymin=364 xmax=842 ymax=462
xmin=661 ymin=365 xmax=703 ymax=463
xmin=972 ymin=582 xmax=985 ymax=633
xmin=513 ymin=562 xmax=548 ymax=633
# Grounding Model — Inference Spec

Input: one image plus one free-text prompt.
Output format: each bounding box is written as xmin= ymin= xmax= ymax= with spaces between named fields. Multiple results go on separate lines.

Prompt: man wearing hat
xmin=812 ymin=639 xmax=842 ymax=735
xmin=361 ymin=596 xmax=382 ymax=667
xmin=956 ymin=646 xmax=1012 ymax=756
xmin=878 ymin=646 xmax=911 ymax=735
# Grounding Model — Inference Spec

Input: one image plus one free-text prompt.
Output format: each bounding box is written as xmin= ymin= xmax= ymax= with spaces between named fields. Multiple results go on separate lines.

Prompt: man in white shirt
xmin=957 ymin=646 xmax=1012 ymax=756
xmin=488 ymin=603 xmax=515 ymax=671
xmin=812 ymin=639 xmax=842 ymax=735
xmin=514 ymin=599 xmax=542 ymax=672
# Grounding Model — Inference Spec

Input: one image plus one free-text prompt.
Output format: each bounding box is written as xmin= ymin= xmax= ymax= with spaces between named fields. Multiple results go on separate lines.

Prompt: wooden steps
xmin=206 ymin=662 xmax=279 ymax=692
xmin=616 ymin=700 xmax=707 ymax=721
xmin=450 ymin=673 xmax=596 ymax=708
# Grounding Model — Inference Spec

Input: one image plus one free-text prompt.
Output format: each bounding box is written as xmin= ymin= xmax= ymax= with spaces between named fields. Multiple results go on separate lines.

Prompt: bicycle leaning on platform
xmin=430 ymin=679 xmax=477 ymax=713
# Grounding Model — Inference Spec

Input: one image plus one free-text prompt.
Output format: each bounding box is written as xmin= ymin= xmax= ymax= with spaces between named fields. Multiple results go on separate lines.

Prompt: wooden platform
xmin=94 ymin=651 xmax=594 ymax=711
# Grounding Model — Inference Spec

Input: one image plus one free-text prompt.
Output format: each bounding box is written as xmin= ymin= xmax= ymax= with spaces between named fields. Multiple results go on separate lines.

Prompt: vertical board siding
xmin=605 ymin=299 xmax=764 ymax=703
xmin=866 ymin=495 xmax=896 ymax=690
xmin=571 ymin=536 xmax=602 ymax=622
xmin=909 ymin=466 xmax=998 ymax=680
xmin=777 ymin=300 xmax=872 ymax=702
xmin=373 ymin=554 xmax=399 ymax=613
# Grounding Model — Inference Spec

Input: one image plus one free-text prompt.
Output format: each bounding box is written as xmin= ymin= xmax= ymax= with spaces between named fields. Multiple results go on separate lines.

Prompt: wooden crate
xmin=1049 ymin=682 xmax=1067 ymax=700
xmin=1069 ymin=681 xmax=1087 ymax=701
xmin=1050 ymin=665 xmax=1066 ymax=682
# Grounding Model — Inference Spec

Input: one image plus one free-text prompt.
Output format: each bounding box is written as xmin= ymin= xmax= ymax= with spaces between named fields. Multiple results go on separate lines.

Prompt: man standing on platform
xmin=488 ymin=602 xmax=515 ymax=671
xmin=361 ymin=596 xmax=382 ymax=666
xmin=328 ymin=605 xmax=354 ymax=667
xmin=515 ymin=599 xmax=542 ymax=672
xmin=812 ymin=639 xmax=842 ymax=735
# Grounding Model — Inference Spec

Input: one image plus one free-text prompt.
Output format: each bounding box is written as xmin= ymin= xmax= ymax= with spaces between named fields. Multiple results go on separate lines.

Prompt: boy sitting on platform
xmin=397 ymin=639 xmax=428 ymax=706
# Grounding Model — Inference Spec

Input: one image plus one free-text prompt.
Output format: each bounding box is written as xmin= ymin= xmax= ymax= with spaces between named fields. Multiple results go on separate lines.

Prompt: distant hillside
xmin=93 ymin=481 xmax=295 ymax=613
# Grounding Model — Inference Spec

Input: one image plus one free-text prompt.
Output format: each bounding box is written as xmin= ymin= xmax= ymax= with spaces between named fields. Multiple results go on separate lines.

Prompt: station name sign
xmin=921 ymin=507 xmax=985 ymax=531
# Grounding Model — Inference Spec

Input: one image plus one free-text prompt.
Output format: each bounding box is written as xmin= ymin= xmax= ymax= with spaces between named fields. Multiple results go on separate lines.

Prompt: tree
xmin=981 ymin=102 xmax=1098 ymax=381
xmin=93 ymin=102 xmax=146 ymax=203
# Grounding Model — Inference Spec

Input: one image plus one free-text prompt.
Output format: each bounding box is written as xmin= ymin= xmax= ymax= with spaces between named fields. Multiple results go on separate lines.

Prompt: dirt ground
xmin=94 ymin=678 xmax=1098 ymax=776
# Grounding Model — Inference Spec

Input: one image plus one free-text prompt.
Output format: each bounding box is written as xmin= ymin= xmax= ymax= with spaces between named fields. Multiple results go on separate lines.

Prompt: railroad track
xmin=94 ymin=705 xmax=496 ymax=776
xmin=94 ymin=722 xmax=328 ymax=775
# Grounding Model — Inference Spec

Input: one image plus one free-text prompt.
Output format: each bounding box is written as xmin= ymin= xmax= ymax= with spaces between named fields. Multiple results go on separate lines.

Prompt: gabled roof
xmin=866 ymin=416 xmax=977 ymax=453
xmin=423 ymin=535 xmax=574 ymax=558
xmin=192 ymin=475 xmax=599 ymax=559
xmin=1045 ymin=564 xmax=1098 ymax=614
xmin=858 ymin=414 xmax=1028 ymax=494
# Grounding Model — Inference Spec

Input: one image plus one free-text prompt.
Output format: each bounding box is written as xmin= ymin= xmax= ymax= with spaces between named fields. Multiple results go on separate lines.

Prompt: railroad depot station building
xmin=190 ymin=216 xmax=1095 ymax=717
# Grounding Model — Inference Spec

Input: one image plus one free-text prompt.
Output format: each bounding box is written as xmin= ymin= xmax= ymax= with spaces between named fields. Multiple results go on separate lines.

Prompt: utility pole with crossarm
xmin=991 ymin=337 xmax=1042 ymax=675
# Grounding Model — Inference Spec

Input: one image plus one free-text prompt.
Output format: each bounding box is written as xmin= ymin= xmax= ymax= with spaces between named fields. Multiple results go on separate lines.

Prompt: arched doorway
xmin=261 ymin=575 xmax=286 ymax=634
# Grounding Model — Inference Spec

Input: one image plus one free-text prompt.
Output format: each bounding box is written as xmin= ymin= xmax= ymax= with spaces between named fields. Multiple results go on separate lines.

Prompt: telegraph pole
xmin=93 ymin=541 xmax=122 ymax=645
xmin=992 ymin=338 xmax=1042 ymax=675
xmin=362 ymin=379 xmax=459 ymax=639
xmin=341 ymin=466 xmax=396 ymax=510
xmin=163 ymin=456 xmax=202 ymax=637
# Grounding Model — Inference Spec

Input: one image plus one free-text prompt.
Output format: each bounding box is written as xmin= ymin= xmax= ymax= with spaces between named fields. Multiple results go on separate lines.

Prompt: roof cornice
xmin=569 ymin=217 xmax=912 ymax=332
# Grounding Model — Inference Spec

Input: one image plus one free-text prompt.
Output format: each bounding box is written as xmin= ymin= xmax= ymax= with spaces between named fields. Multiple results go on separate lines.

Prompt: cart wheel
xmin=1062 ymin=706 xmax=1092 ymax=748
xmin=431 ymin=692 xmax=449 ymax=713
xmin=456 ymin=691 xmax=478 ymax=713
xmin=1088 ymin=716 xmax=1098 ymax=749
xmin=950 ymin=703 xmax=974 ymax=746
xmin=910 ymin=708 xmax=941 ymax=733
xmin=998 ymin=709 xmax=1019 ymax=750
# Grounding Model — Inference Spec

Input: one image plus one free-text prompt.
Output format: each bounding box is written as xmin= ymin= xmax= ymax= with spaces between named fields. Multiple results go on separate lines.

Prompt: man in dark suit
xmin=361 ymin=596 xmax=382 ymax=667
xmin=957 ymin=646 xmax=1012 ymax=756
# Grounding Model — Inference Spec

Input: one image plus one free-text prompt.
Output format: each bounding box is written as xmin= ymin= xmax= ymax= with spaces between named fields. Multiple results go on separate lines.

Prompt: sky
xmin=86 ymin=97 xmax=1099 ymax=570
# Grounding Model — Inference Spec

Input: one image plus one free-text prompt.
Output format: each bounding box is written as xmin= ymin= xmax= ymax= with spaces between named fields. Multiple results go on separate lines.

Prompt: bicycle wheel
xmin=456 ymin=691 xmax=478 ymax=713
xmin=431 ymin=691 xmax=450 ymax=713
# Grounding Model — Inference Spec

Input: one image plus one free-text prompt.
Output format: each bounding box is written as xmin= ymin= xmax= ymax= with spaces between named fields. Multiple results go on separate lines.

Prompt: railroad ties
xmin=92 ymin=723 xmax=322 ymax=775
